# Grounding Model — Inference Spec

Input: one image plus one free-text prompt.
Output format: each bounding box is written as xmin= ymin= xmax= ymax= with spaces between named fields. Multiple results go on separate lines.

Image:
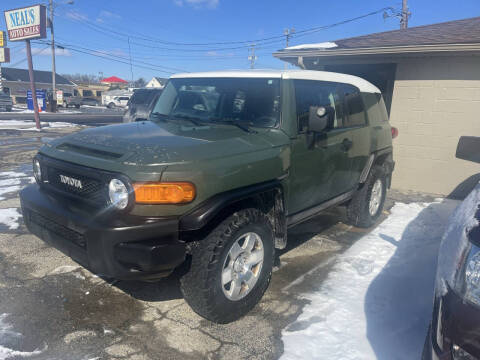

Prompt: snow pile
xmin=0 ymin=313 xmax=45 ymax=359
xmin=0 ymin=120 xmax=79 ymax=130
xmin=284 ymin=42 xmax=338 ymax=51
xmin=281 ymin=200 xmax=459 ymax=360
xmin=0 ymin=209 xmax=22 ymax=230
xmin=0 ymin=171 xmax=33 ymax=201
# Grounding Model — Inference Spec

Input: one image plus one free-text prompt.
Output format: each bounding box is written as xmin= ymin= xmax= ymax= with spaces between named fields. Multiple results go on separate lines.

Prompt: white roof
xmin=284 ymin=42 xmax=338 ymax=50
xmin=170 ymin=69 xmax=380 ymax=93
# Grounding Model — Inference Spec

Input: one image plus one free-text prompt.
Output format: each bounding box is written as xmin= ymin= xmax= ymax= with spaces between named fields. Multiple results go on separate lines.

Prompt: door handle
xmin=341 ymin=138 xmax=353 ymax=151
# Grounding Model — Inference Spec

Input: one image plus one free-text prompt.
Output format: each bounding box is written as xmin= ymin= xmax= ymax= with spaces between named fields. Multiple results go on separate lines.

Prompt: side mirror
xmin=308 ymin=106 xmax=332 ymax=133
xmin=456 ymin=136 xmax=480 ymax=164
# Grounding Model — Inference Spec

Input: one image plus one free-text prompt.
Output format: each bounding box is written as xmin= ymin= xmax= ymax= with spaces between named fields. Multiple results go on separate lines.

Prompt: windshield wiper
xmin=170 ymin=115 xmax=203 ymax=126
xmin=208 ymin=118 xmax=256 ymax=134
xmin=150 ymin=112 xmax=169 ymax=121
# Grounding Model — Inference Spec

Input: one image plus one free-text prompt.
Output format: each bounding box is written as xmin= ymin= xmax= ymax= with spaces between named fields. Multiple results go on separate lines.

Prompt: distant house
xmin=146 ymin=77 xmax=167 ymax=88
xmin=1 ymin=67 xmax=75 ymax=104
xmin=274 ymin=16 xmax=480 ymax=196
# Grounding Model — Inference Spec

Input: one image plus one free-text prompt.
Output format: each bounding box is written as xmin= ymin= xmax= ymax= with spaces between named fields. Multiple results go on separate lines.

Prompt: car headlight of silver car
xmin=464 ymin=246 xmax=480 ymax=306
xmin=108 ymin=178 xmax=129 ymax=210
xmin=435 ymin=185 xmax=480 ymax=303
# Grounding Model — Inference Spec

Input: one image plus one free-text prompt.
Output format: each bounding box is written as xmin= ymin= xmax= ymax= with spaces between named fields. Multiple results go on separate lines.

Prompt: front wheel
xmin=346 ymin=165 xmax=387 ymax=228
xmin=180 ymin=208 xmax=274 ymax=323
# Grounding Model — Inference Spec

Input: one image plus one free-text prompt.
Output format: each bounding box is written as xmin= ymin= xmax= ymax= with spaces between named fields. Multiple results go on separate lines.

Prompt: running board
xmin=286 ymin=190 xmax=355 ymax=228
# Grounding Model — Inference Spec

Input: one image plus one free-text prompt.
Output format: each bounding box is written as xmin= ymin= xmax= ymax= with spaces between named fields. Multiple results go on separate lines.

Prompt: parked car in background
xmin=81 ymin=97 xmax=99 ymax=107
xmin=64 ymin=95 xmax=82 ymax=108
xmin=0 ymin=93 xmax=13 ymax=112
xmin=424 ymin=136 xmax=480 ymax=360
xmin=109 ymin=96 xmax=130 ymax=109
xmin=123 ymin=88 xmax=163 ymax=122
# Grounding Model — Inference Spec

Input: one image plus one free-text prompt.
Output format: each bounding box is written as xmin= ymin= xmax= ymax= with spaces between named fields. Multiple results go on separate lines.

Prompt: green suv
xmin=20 ymin=70 xmax=395 ymax=323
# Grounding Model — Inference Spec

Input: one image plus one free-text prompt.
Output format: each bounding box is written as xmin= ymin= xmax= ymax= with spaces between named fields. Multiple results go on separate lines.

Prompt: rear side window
xmin=294 ymin=80 xmax=344 ymax=133
xmin=363 ymin=93 xmax=388 ymax=124
xmin=342 ymin=84 xmax=366 ymax=127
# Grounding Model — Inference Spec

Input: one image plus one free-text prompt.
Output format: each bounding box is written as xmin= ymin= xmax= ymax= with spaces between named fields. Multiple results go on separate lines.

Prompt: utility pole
xmin=248 ymin=44 xmax=257 ymax=69
xmin=400 ymin=0 xmax=410 ymax=29
xmin=283 ymin=28 xmax=295 ymax=69
xmin=49 ymin=0 xmax=56 ymax=111
xmin=127 ymin=36 xmax=134 ymax=86
xmin=26 ymin=40 xmax=41 ymax=129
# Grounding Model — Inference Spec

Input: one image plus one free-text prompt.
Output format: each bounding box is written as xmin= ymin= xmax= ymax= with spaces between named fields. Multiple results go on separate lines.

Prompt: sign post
xmin=0 ymin=31 xmax=8 ymax=94
xmin=4 ymin=5 xmax=47 ymax=130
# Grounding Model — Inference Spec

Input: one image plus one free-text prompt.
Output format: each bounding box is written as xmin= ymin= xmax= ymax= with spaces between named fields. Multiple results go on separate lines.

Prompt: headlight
xmin=108 ymin=178 xmax=129 ymax=210
xmin=464 ymin=249 xmax=480 ymax=306
xmin=33 ymin=158 xmax=42 ymax=183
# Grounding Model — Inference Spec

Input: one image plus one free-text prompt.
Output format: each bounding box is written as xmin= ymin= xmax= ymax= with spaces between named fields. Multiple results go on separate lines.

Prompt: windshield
xmin=150 ymin=77 xmax=281 ymax=128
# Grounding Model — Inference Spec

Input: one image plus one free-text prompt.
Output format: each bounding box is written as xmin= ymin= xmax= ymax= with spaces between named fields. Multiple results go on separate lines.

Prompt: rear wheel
xmin=108 ymin=102 xmax=115 ymax=109
xmin=346 ymin=165 xmax=387 ymax=228
xmin=180 ymin=208 xmax=274 ymax=323
xmin=5 ymin=106 xmax=12 ymax=112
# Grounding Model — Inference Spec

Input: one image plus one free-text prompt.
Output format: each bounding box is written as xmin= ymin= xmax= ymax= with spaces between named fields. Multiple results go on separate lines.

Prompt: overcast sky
xmin=1 ymin=0 xmax=479 ymax=81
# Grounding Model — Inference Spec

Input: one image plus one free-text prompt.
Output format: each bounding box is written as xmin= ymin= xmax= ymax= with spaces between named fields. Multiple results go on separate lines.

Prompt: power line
xmin=61 ymin=7 xmax=394 ymax=52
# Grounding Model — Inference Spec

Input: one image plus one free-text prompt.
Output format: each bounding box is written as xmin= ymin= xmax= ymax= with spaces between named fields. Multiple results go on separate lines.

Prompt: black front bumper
xmin=427 ymin=287 xmax=480 ymax=359
xmin=20 ymin=184 xmax=186 ymax=280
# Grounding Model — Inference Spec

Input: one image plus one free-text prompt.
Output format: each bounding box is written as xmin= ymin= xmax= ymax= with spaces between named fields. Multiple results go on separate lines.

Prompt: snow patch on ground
xmin=0 ymin=171 xmax=33 ymax=201
xmin=0 ymin=209 xmax=22 ymax=230
xmin=0 ymin=314 xmax=45 ymax=359
xmin=0 ymin=120 xmax=79 ymax=130
xmin=281 ymin=200 xmax=460 ymax=360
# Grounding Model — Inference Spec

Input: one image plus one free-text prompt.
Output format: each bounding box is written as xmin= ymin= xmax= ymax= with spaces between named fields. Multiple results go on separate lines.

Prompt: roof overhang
xmin=274 ymin=42 xmax=480 ymax=62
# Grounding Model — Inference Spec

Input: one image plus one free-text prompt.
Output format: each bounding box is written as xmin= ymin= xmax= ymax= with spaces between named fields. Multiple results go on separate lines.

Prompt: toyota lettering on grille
xmin=59 ymin=174 xmax=83 ymax=189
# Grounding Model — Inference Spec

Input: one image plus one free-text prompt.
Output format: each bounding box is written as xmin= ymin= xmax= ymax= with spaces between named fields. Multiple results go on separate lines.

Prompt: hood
xmin=42 ymin=120 xmax=289 ymax=168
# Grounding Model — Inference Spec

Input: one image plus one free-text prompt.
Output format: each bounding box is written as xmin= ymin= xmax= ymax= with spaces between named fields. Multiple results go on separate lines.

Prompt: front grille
xmin=29 ymin=210 xmax=86 ymax=249
xmin=45 ymin=165 xmax=107 ymax=205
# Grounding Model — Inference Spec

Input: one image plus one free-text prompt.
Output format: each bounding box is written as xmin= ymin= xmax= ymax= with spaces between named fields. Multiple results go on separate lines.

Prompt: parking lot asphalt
xmin=0 ymin=126 xmax=434 ymax=360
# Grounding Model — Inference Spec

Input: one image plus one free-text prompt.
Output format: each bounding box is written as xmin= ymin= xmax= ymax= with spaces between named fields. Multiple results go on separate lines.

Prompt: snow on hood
xmin=284 ymin=42 xmax=338 ymax=51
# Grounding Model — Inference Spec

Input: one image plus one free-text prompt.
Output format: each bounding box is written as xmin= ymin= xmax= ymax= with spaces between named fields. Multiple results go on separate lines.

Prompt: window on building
xmin=83 ymin=90 xmax=93 ymax=97
xmin=96 ymin=91 xmax=102 ymax=97
xmin=294 ymin=80 xmax=344 ymax=133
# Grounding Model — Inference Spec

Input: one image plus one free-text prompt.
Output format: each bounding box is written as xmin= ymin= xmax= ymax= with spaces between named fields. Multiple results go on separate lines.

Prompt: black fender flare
xmin=179 ymin=179 xmax=287 ymax=249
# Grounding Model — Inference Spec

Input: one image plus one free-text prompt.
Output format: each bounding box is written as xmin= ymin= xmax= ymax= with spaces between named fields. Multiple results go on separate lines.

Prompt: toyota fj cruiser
xmin=20 ymin=70 xmax=395 ymax=323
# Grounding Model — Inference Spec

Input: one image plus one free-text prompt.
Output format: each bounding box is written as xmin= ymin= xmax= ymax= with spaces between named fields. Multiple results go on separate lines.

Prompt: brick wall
xmin=389 ymin=56 xmax=480 ymax=195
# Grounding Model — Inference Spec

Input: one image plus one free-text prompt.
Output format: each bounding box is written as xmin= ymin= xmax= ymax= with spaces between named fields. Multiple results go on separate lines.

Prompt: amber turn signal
xmin=133 ymin=182 xmax=195 ymax=204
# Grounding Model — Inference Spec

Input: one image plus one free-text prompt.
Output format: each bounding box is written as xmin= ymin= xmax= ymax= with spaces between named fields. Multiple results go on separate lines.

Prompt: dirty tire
xmin=180 ymin=208 xmax=274 ymax=323
xmin=346 ymin=165 xmax=387 ymax=228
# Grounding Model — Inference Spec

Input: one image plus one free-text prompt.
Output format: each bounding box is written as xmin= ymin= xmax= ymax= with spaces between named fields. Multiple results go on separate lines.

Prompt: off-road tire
xmin=180 ymin=208 xmax=274 ymax=323
xmin=346 ymin=165 xmax=387 ymax=228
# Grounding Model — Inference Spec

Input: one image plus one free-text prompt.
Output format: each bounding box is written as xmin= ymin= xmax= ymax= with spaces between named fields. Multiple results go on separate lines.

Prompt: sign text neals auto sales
xmin=4 ymin=5 xmax=46 ymax=41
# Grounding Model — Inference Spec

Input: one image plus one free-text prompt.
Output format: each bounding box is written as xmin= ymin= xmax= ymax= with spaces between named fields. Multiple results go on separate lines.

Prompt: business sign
xmin=27 ymin=89 xmax=46 ymax=111
xmin=0 ymin=31 xmax=6 ymax=47
xmin=4 ymin=5 xmax=46 ymax=41
xmin=56 ymin=90 xmax=64 ymax=105
xmin=0 ymin=48 xmax=10 ymax=63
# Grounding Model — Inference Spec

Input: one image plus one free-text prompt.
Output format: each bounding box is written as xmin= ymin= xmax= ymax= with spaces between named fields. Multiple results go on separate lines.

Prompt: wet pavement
xmin=0 ymin=125 xmax=430 ymax=360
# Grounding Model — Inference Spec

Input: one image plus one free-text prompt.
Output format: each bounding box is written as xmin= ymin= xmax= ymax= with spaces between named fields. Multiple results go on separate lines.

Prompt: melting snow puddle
xmin=0 ymin=314 xmax=46 ymax=360
xmin=0 ymin=209 xmax=21 ymax=230
xmin=0 ymin=171 xmax=34 ymax=201
xmin=281 ymin=199 xmax=460 ymax=360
